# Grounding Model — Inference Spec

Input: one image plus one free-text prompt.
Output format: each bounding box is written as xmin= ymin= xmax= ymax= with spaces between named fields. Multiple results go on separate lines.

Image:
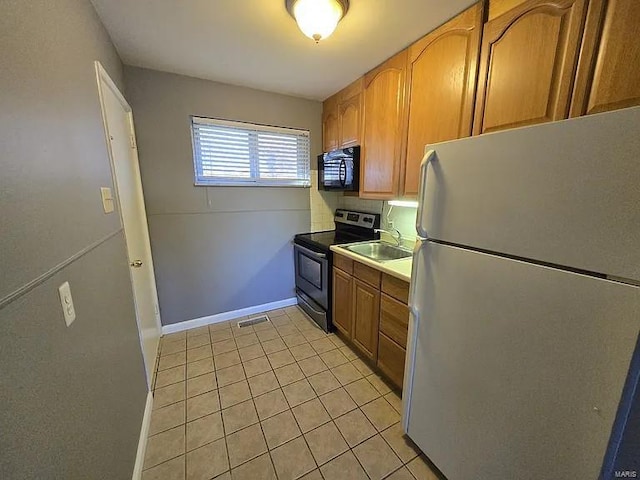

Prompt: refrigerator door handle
xmin=416 ymin=150 xmax=436 ymax=239
xmin=408 ymin=238 xmax=425 ymax=318
xmin=403 ymin=237 xmax=426 ymax=431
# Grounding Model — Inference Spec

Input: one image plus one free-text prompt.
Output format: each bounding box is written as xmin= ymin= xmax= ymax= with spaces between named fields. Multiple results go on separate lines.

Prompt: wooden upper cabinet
xmin=473 ymin=0 xmax=588 ymax=135
xmin=488 ymin=0 xmax=529 ymax=20
xmin=339 ymin=94 xmax=362 ymax=148
xmin=322 ymin=95 xmax=339 ymax=152
xmin=402 ymin=3 xmax=484 ymax=197
xmin=338 ymin=78 xmax=363 ymax=148
xmin=570 ymin=0 xmax=640 ymax=116
xmin=361 ymin=50 xmax=408 ymax=199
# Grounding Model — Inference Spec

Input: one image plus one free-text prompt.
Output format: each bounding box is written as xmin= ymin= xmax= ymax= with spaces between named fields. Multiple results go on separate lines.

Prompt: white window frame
xmin=190 ymin=116 xmax=311 ymax=187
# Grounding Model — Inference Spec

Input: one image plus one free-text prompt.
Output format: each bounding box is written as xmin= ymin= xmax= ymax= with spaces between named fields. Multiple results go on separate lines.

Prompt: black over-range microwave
xmin=318 ymin=146 xmax=360 ymax=191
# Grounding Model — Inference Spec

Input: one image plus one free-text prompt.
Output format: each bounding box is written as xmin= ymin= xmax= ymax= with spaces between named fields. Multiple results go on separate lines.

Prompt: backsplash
xmin=339 ymin=195 xmax=418 ymax=246
xmin=309 ymin=182 xmax=418 ymax=243
xmin=309 ymin=170 xmax=340 ymax=232
xmin=340 ymin=195 xmax=384 ymax=215
xmin=383 ymin=202 xmax=418 ymax=243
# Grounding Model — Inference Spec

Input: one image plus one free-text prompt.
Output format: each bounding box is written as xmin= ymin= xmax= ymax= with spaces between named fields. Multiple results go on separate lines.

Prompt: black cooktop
xmin=294 ymin=209 xmax=381 ymax=254
xmin=294 ymin=230 xmax=369 ymax=252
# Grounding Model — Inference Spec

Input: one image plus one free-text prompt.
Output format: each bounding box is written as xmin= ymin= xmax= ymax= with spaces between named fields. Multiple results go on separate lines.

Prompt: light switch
xmin=58 ymin=281 xmax=76 ymax=327
xmin=100 ymin=187 xmax=114 ymax=213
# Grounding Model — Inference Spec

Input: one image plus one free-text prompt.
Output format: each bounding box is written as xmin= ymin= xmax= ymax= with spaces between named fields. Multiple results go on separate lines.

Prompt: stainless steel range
xmin=293 ymin=209 xmax=380 ymax=332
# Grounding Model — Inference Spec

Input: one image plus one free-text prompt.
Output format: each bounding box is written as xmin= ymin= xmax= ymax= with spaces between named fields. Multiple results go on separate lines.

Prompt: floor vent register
xmin=237 ymin=315 xmax=269 ymax=328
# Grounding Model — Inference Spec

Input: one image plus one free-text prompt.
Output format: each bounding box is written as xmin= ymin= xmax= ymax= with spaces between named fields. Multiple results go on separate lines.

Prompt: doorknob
xmin=130 ymin=260 xmax=143 ymax=268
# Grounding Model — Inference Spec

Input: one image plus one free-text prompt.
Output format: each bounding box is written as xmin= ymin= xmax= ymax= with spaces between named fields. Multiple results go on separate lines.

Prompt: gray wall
xmin=124 ymin=67 xmax=321 ymax=325
xmin=0 ymin=0 xmax=147 ymax=478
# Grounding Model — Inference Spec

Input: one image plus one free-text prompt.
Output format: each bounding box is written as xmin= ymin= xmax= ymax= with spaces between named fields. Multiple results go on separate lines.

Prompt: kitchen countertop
xmin=330 ymin=244 xmax=413 ymax=283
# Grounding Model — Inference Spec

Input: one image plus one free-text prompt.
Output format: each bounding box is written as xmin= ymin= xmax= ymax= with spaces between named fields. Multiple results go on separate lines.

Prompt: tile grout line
xmin=150 ymin=307 xmax=415 ymax=479
xmin=252 ymin=394 xmax=282 ymax=479
xmin=272 ymin=372 xmax=320 ymax=480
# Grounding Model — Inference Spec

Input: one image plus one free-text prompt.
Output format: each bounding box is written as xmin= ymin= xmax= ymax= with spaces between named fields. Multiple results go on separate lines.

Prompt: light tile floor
xmin=144 ymin=306 xmax=441 ymax=480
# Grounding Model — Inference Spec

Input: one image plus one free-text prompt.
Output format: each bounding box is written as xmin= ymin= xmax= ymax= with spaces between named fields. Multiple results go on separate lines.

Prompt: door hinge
xmin=130 ymin=134 xmax=137 ymax=149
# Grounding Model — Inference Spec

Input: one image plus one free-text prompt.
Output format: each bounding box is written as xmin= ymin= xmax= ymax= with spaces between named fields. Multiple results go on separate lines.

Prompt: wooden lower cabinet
xmin=353 ymin=262 xmax=381 ymax=289
xmin=351 ymin=278 xmax=380 ymax=360
xmin=379 ymin=294 xmax=409 ymax=348
xmin=381 ymin=273 xmax=410 ymax=304
xmin=332 ymin=267 xmax=353 ymax=337
xmin=378 ymin=332 xmax=407 ymax=389
xmin=332 ymin=255 xmax=410 ymax=390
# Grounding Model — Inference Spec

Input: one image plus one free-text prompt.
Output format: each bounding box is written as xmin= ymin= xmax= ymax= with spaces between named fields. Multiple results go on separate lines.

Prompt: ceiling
xmin=91 ymin=0 xmax=476 ymax=101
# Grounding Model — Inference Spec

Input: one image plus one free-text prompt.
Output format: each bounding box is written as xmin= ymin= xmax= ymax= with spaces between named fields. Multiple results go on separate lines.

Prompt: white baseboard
xmin=161 ymin=297 xmax=298 ymax=335
xmin=132 ymin=391 xmax=153 ymax=480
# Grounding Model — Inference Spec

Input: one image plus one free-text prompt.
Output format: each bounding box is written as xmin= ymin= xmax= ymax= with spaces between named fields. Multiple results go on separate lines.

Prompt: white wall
xmin=124 ymin=66 xmax=322 ymax=325
xmin=0 ymin=0 xmax=147 ymax=477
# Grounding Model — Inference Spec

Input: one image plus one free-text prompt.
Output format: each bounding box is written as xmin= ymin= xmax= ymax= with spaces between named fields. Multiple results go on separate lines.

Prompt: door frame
xmin=94 ymin=61 xmax=162 ymax=385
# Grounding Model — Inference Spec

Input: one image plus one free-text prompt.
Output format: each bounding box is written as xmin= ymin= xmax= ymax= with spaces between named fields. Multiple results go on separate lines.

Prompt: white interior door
xmin=96 ymin=62 xmax=161 ymax=387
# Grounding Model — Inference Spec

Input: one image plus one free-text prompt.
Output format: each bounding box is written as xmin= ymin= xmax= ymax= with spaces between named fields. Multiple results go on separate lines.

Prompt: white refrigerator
xmin=403 ymin=107 xmax=640 ymax=480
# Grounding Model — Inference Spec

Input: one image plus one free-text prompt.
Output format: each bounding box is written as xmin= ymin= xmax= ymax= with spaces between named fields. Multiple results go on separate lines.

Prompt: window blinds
xmin=191 ymin=116 xmax=311 ymax=187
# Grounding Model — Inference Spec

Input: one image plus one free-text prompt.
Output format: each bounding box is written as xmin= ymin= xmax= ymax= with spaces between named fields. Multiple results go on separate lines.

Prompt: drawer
xmin=377 ymin=332 xmax=406 ymax=389
xmin=353 ymin=261 xmax=382 ymax=288
xmin=381 ymin=273 xmax=410 ymax=304
xmin=379 ymin=294 xmax=409 ymax=348
xmin=334 ymin=254 xmax=353 ymax=274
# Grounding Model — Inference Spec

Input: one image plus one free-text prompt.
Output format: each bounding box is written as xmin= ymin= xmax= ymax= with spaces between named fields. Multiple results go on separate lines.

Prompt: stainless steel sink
xmin=343 ymin=241 xmax=413 ymax=262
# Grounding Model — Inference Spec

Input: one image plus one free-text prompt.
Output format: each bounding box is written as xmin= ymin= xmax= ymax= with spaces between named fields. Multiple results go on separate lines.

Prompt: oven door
xmin=294 ymin=243 xmax=329 ymax=310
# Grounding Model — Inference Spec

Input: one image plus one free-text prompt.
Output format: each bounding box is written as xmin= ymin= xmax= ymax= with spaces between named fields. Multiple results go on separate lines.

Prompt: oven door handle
xmin=294 ymin=243 xmax=327 ymax=259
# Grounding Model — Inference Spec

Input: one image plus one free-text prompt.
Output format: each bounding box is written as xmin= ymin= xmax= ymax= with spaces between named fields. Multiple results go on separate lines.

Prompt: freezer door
xmin=416 ymin=106 xmax=640 ymax=281
xmin=404 ymin=241 xmax=640 ymax=480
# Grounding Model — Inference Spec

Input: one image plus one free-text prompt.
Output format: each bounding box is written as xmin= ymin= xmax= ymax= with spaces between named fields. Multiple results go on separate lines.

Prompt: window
xmin=191 ymin=116 xmax=311 ymax=187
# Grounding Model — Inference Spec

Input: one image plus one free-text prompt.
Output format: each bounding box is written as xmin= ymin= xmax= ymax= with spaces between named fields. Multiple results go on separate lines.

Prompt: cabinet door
xmin=361 ymin=50 xmax=408 ymax=199
xmin=377 ymin=332 xmax=406 ymax=389
xmin=403 ymin=3 xmax=483 ymax=197
xmin=473 ymin=0 xmax=588 ymax=135
xmin=339 ymin=93 xmax=362 ymax=148
xmin=379 ymin=294 xmax=409 ymax=348
xmin=570 ymin=0 xmax=640 ymax=116
xmin=351 ymin=278 xmax=380 ymax=360
xmin=332 ymin=268 xmax=353 ymax=338
xmin=323 ymin=96 xmax=339 ymax=152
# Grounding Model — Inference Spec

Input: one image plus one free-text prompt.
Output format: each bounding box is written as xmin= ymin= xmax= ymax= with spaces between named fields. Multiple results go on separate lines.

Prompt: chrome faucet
xmin=374 ymin=228 xmax=403 ymax=247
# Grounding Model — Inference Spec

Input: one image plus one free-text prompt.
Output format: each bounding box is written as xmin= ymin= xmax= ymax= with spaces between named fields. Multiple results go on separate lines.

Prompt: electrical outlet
xmin=58 ymin=281 xmax=76 ymax=327
xmin=387 ymin=220 xmax=395 ymax=229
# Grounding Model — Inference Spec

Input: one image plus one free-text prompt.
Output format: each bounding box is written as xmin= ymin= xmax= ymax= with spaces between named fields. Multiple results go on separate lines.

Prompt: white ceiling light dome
xmin=286 ymin=0 xmax=349 ymax=43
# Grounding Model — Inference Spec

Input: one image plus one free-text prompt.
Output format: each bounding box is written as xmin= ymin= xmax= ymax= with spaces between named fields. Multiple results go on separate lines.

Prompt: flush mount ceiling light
xmin=285 ymin=0 xmax=349 ymax=43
